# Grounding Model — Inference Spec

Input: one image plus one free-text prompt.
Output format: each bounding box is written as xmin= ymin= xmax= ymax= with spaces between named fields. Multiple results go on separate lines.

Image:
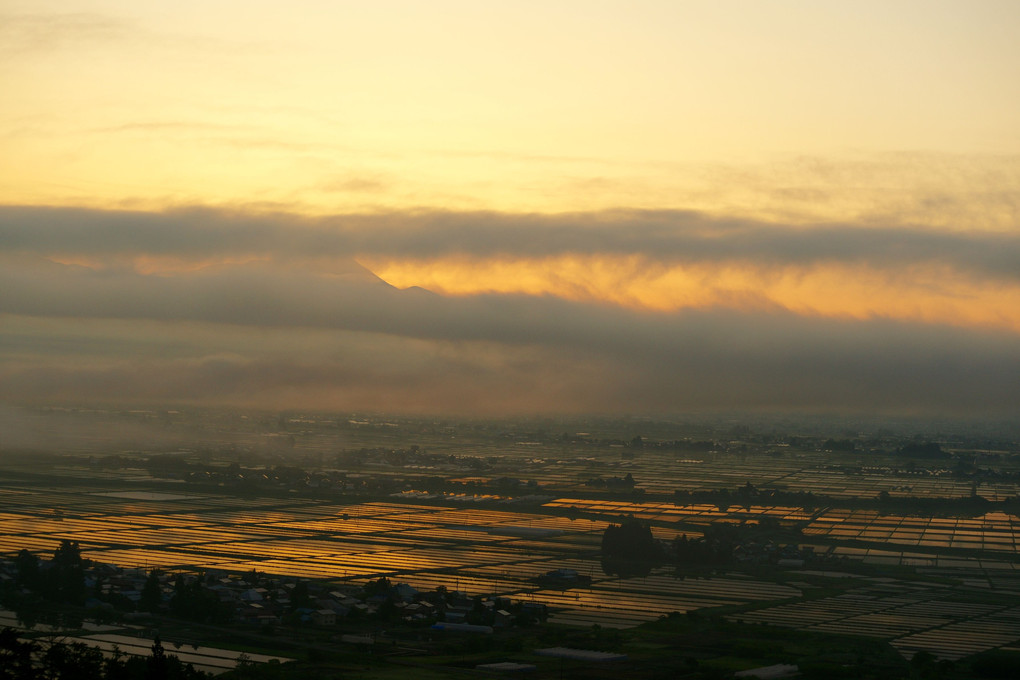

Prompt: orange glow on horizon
xmin=363 ymin=255 xmax=1020 ymax=334
xmin=47 ymin=255 xmax=273 ymax=275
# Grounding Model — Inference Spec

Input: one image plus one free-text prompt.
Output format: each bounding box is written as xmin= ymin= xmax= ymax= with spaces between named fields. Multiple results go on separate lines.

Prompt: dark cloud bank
xmin=0 ymin=205 xmax=1017 ymax=417
xmin=1 ymin=205 xmax=1019 ymax=279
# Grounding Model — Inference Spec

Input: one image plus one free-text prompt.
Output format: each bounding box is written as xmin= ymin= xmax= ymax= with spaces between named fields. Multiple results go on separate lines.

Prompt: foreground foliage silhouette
xmin=0 ymin=627 xmax=209 ymax=679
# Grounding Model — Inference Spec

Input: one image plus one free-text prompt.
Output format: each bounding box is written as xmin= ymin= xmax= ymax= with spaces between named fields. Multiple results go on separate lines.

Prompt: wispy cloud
xmin=0 ymin=12 xmax=130 ymax=56
xmin=2 ymin=206 xmax=1018 ymax=281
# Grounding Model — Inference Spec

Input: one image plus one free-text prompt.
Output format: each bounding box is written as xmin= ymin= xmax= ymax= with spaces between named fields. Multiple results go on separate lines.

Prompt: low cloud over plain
xmin=1 ymin=205 xmax=1018 ymax=417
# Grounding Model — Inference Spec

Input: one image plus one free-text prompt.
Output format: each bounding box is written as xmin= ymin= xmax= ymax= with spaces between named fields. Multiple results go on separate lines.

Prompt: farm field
xmin=3 ymin=410 xmax=1020 ymax=672
xmin=728 ymin=581 xmax=1020 ymax=661
xmin=5 ymin=471 xmax=1020 ymax=658
xmin=546 ymin=498 xmax=1020 ymax=556
xmin=0 ymin=482 xmax=803 ymax=629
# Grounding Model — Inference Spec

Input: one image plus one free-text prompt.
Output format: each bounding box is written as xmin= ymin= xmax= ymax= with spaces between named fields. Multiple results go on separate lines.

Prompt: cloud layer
xmin=1 ymin=205 xmax=1018 ymax=417
xmin=2 ymin=206 xmax=1018 ymax=280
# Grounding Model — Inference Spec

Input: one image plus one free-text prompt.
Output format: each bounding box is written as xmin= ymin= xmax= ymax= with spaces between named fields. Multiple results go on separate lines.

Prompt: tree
xmin=970 ymin=649 xmax=1020 ymax=678
xmin=602 ymin=519 xmax=659 ymax=560
xmin=52 ymin=540 xmax=83 ymax=570
xmin=601 ymin=518 xmax=660 ymax=577
xmin=290 ymin=581 xmax=311 ymax=610
xmin=362 ymin=577 xmax=392 ymax=597
xmin=49 ymin=540 xmax=86 ymax=604
xmin=232 ymin=654 xmax=258 ymax=679
xmin=148 ymin=635 xmax=168 ymax=680
xmin=141 ymin=571 xmax=162 ymax=613
xmin=41 ymin=640 xmax=106 ymax=679
xmin=0 ymin=628 xmax=211 ymax=680
xmin=170 ymin=576 xmax=228 ymax=624
xmin=0 ymin=627 xmax=36 ymax=680
xmin=14 ymin=550 xmax=40 ymax=590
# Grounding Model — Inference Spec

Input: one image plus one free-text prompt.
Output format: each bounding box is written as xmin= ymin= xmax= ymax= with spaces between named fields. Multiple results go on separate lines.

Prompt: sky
xmin=1 ymin=0 xmax=1019 ymax=417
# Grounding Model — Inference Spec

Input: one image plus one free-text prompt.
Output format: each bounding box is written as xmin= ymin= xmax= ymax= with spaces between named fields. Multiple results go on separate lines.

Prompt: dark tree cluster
xmin=584 ymin=473 xmax=635 ymax=488
xmin=602 ymin=519 xmax=660 ymax=560
xmin=601 ymin=519 xmax=663 ymax=577
xmin=673 ymin=483 xmax=819 ymax=511
xmin=671 ymin=532 xmax=731 ymax=567
xmin=12 ymin=541 xmax=86 ymax=605
xmin=897 ymin=442 xmax=948 ymax=458
xmin=169 ymin=575 xmax=231 ymax=624
xmin=0 ymin=628 xmax=209 ymax=680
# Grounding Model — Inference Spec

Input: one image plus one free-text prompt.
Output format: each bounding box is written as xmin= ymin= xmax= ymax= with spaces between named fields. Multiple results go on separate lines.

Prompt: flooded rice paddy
xmin=0 ymin=483 xmax=804 ymax=630
xmin=5 ymin=474 xmax=1020 ymax=659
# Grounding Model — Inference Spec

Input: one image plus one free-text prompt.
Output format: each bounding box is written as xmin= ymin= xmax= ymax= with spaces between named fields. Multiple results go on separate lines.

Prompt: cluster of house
xmin=729 ymin=542 xmax=815 ymax=567
xmin=0 ymin=556 xmax=549 ymax=634
xmin=223 ymin=577 xmax=549 ymax=632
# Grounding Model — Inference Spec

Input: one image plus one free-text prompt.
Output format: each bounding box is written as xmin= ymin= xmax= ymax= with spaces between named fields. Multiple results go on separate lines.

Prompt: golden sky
xmin=4 ymin=1 xmax=1018 ymax=214
xmin=2 ymin=1 xmax=1019 ymax=415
